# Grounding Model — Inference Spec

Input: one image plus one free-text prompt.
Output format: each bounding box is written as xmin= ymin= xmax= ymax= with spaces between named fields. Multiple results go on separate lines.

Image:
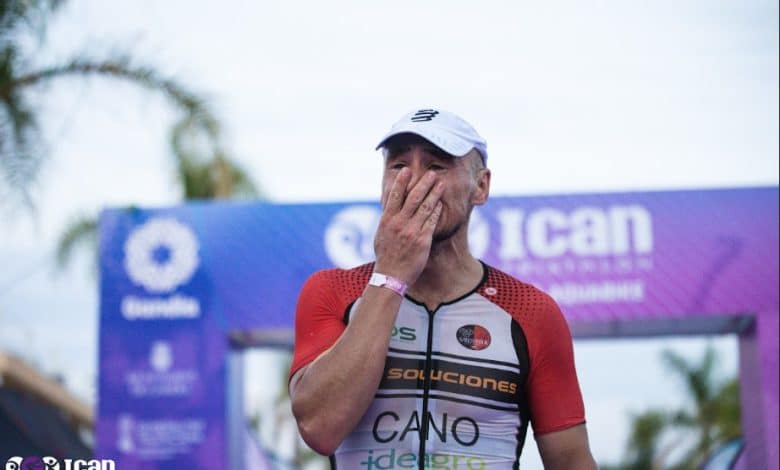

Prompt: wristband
xmin=368 ymin=272 xmax=408 ymax=297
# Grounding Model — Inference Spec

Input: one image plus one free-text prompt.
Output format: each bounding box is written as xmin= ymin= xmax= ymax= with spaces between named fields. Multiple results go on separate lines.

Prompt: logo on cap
xmin=411 ymin=109 xmax=439 ymax=122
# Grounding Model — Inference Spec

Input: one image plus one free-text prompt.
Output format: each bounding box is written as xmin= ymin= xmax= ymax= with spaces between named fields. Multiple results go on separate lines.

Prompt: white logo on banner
xmin=150 ymin=341 xmax=173 ymax=372
xmin=126 ymin=340 xmax=198 ymax=397
xmin=115 ymin=414 xmax=206 ymax=457
xmin=324 ymin=205 xmax=489 ymax=268
xmin=495 ymin=205 xmax=653 ymax=259
xmin=124 ymin=218 xmax=200 ymax=293
xmin=323 ymin=203 xmax=655 ymax=306
xmin=117 ymin=414 xmax=135 ymax=453
xmin=324 ymin=206 xmax=381 ymax=268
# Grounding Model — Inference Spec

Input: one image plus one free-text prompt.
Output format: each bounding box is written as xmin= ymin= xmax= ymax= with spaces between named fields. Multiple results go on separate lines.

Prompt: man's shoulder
xmin=477 ymin=263 xmax=559 ymax=318
xmin=302 ymin=262 xmax=374 ymax=300
xmin=479 ymin=263 xmax=550 ymax=298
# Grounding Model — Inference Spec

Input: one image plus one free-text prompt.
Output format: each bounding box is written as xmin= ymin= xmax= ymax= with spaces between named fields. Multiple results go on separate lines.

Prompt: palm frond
xmin=659 ymin=345 xmax=737 ymax=468
xmin=621 ymin=409 xmax=669 ymax=470
xmin=54 ymin=214 xmax=97 ymax=272
xmin=169 ymin=114 xmax=260 ymax=200
xmin=0 ymin=0 xmax=65 ymax=39
xmin=0 ymin=55 xmax=223 ymax=198
xmin=0 ymin=56 xmax=218 ymax=127
xmin=0 ymin=43 xmax=42 ymax=205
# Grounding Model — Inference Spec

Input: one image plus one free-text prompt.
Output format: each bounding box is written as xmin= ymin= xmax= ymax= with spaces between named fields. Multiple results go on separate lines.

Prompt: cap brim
xmin=375 ymin=125 xmax=474 ymax=158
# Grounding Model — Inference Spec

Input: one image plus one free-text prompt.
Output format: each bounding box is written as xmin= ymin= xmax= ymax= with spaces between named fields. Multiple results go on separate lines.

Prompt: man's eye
xmin=391 ymin=163 xmax=407 ymax=170
xmin=429 ymin=164 xmax=446 ymax=171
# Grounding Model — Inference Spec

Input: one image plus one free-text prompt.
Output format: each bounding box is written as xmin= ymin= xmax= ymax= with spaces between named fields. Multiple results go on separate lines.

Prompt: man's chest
xmin=339 ymin=294 xmax=531 ymax=465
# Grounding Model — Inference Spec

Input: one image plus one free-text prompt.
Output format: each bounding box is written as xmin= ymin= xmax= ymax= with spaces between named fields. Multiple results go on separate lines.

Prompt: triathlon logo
xmin=411 ymin=109 xmax=439 ymax=122
xmin=124 ymin=218 xmax=200 ymax=293
xmin=5 ymin=456 xmax=48 ymax=470
xmin=324 ymin=205 xmax=489 ymax=268
xmin=4 ymin=457 xmax=114 ymax=470
xmin=456 ymin=325 xmax=491 ymax=351
xmin=4 ymin=456 xmax=51 ymax=470
xmin=324 ymin=206 xmax=381 ymax=268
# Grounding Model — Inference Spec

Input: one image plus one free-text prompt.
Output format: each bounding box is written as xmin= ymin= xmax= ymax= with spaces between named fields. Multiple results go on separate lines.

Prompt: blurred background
xmin=0 ymin=0 xmax=777 ymax=468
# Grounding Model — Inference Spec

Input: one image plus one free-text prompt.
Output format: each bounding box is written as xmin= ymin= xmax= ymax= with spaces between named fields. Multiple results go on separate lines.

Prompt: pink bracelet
xmin=368 ymin=272 xmax=408 ymax=297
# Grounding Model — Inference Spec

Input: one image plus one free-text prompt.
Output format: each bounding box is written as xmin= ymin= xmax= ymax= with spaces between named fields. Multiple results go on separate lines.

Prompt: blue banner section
xmin=98 ymin=207 xmax=227 ymax=467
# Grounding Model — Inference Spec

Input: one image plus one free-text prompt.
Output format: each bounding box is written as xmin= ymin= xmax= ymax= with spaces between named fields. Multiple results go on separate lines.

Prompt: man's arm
xmin=536 ymin=424 xmax=598 ymax=470
xmin=289 ymin=285 xmax=402 ymax=455
xmin=289 ymin=167 xmax=444 ymax=455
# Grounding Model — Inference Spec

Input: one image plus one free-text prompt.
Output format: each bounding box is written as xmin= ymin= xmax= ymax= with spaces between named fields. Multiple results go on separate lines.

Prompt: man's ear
xmin=472 ymin=168 xmax=491 ymax=206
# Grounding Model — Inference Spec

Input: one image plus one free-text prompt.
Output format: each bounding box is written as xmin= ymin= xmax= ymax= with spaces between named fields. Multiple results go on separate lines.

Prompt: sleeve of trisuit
xmin=526 ymin=293 xmax=586 ymax=435
xmin=289 ymin=270 xmax=347 ymax=380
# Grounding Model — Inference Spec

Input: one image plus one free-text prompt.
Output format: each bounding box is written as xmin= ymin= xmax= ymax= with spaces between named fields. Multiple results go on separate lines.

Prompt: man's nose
xmin=405 ymin=151 xmax=432 ymax=189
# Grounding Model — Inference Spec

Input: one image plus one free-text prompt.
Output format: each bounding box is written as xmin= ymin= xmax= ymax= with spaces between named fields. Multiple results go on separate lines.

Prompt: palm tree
xmin=662 ymin=347 xmax=741 ymax=469
xmin=606 ymin=345 xmax=741 ymax=470
xmin=624 ymin=410 xmax=669 ymax=470
xmin=0 ymin=0 xmax=261 ymax=271
xmin=56 ymin=115 xmax=261 ymax=274
xmin=0 ymin=0 xmax=243 ymax=206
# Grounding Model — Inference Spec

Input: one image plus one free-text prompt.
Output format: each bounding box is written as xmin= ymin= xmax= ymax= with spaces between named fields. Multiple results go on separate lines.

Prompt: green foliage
xmin=54 ymin=214 xmax=97 ymax=273
xmin=170 ymin=114 xmax=260 ymax=200
xmin=607 ymin=344 xmax=741 ymax=470
xmin=0 ymin=0 xmax=65 ymax=37
xmin=0 ymin=0 xmax=260 ymax=206
xmin=623 ymin=410 xmax=670 ymax=470
xmin=0 ymin=0 xmax=262 ymax=272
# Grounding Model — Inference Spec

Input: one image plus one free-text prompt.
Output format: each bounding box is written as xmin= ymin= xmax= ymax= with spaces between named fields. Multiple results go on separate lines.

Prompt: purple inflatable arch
xmin=97 ymin=186 xmax=778 ymax=469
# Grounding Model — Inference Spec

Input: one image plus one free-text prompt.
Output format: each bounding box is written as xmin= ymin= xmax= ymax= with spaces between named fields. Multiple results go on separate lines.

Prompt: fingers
xmin=412 ymin=181 xmax=444 ymax=230
xmin=400 ymin=171 xmax=438 ymax=217
xmin=383 ymin=168 xmax=411 ymax=214
xmin=422 ymin=201 xmax=443 ymax=234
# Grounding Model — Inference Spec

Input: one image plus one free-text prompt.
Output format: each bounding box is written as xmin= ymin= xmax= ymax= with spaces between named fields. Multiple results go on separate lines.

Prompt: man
xmin=289 ymin=108 xmax=597 ymax=469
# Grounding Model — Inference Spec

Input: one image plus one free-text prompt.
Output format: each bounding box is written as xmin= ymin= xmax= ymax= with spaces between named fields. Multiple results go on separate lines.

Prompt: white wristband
xmin=368 ymin=273 xmax=408 ymax=297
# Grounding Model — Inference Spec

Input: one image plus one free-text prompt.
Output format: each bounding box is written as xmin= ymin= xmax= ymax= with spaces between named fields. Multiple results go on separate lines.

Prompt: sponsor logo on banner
xmin=121 ymin=218 xmax=201 ymax=320
xmin=115 ymin=414 xmax=207 ymax=459
xmin=324 ymin=206 xmax=381 ymax=268
xmin=494 ymin=205 xmax=653 ymax=259
xmin=493 ymin=205 xmax=654 ymax=304
xmin=324 ymin=204 xmax=655 ymax=305
xmin=125 ymin=341 xmax=198 ymax=398
xmin=149 ymin=341 xmax=173 ymax=372
xmin=4 ymin=456 xmax=115 ymax=470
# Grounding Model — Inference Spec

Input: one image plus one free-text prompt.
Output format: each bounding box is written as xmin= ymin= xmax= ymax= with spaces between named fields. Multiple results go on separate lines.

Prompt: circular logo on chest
xmin=456 ymin=324 xmax=491 ymax=351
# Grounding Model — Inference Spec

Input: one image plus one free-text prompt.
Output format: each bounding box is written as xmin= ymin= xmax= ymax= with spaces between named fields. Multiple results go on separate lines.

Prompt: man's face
xmin=380 ymin=134 xmax=490 ymax=243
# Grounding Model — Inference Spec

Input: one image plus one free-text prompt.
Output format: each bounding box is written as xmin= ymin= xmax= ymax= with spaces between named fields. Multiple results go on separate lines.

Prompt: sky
xmin=0 ymin=0 xmax=777 ymax=468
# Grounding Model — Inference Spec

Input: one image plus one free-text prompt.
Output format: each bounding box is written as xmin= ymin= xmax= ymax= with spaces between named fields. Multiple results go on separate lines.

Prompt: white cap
xmin=375 ymin=108 xmax=488 ymax=162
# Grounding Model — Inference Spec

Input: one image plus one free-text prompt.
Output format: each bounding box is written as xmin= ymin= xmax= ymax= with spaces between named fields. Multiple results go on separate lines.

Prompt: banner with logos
xmin=97 ymin=186 xmax=778 ymax=468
